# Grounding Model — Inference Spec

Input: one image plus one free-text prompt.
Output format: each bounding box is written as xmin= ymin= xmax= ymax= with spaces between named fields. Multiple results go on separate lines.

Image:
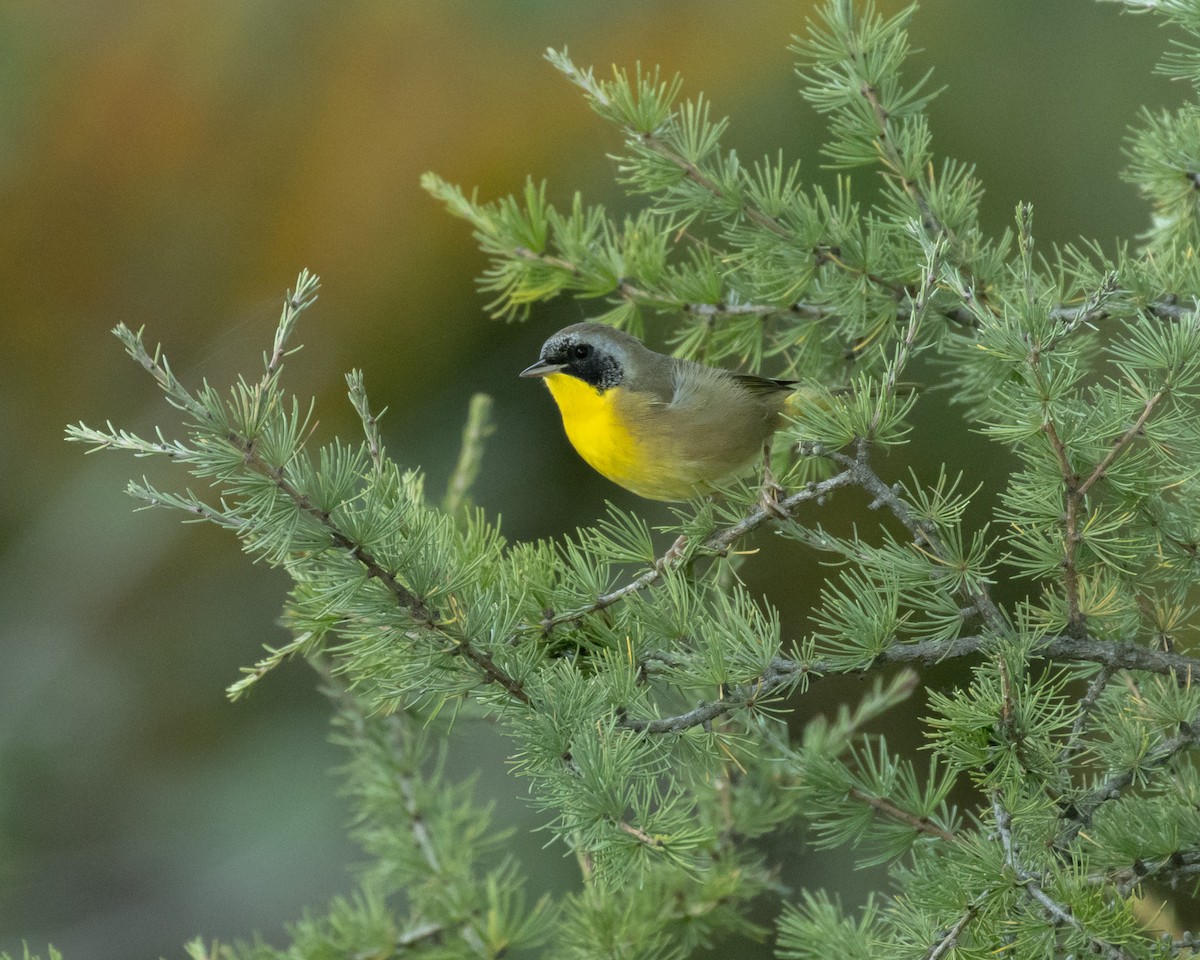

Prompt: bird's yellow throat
xmin=541 ymin=372 xmax=650 ymax=493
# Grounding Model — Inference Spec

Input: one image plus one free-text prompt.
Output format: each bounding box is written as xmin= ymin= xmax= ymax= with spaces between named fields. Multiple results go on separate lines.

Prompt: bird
xmin=520 ymin=321 xmax=795 ymax=502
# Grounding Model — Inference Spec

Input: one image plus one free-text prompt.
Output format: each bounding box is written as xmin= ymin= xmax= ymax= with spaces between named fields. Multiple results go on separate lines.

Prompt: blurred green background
xmin=0 ymin=1 xmax=1175 ymax=957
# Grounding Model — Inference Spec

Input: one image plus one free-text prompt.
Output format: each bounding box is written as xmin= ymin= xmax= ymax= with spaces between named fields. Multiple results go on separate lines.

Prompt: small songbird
xmin=520 ymin=322 xmax=795 ymax=501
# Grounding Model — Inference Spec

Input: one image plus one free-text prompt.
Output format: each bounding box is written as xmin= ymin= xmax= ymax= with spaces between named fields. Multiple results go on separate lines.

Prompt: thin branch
xmin=511 ymin=244 xmax=652 ymax=305
xmin=619 ymin=656 xmax=801 ymax=734
xmin=859 ymin=82 xmax=946 ymax=240
xmin=1030 ymin=296 xmax=1171 ymax=634
xmin=847 ymin=785 xmax=958 ymax=843
xmin=619 ymin=633 xmax=1200 ymax=735
xmin=856 ymin=81 xmax=996 ymax=324
xmin=1077 ymin=386 xmax=1170 ymax=497
xmin=548 ymin=423 xmax=979 ymax=637
xmin=1049 ymin=292 xmax=1197 ymax=327
xmin=513 ymin=240 xmax=1030 ymax=335
xmin=617 ymin=819 xmax=665 ymax=847
xmin=540 ymin=468 xmax=857 ymax=631
xmin=1060 ymin=718 xmax=1200 ymax=840
xmin=1058 ymin=665 xmax=1119 ymax=766
xmin=993 ymin=793 xmax=1135 ymax=960
xmin=682 ymin=299 xmax=840 ymax=321
xmin=230 ymin=433 xmax=531 ymax=705
xmin=1041 ymin=417 xmax=1087 ymax=634
xmin=397 ymin=766 xmax=443 ymax=875
xmin=265 ymin=269 xmax=319 ymax=378
xmin=552 ymin=533 xmax=691 ymax=628
xmin=829 ymin=442 xmax=1006 ymax=631
xmin=513 ymin=244 xmax=843 ymax=322
xmin=346 ymin=369 xmax=386 ymax=471
xmin=1007 ymin=633 xmax=1199 ymax=676
xmin=863 ymin=235 xmax=940 ymax=441
xmin=518 ymin=240 xmax=993 ymax=336
xmin=924 ymin=898 xmax=984 ymax=960
xmin=638 ymin=132 xmax=792 ymax=238
xmin=551 ymin=53 xmax=795 ymax=241
xmin=396 ymin=923 xmax=447 ymax=949
xmin=1097 ymin=849 xmax=1200 ymax=897
xmin=552 ymin=55 xmax=991 ymax=334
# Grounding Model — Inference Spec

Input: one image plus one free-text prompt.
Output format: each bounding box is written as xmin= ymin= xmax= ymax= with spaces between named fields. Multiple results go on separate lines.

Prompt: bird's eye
xmin=572 ymin=343 xmax=592 ymax=360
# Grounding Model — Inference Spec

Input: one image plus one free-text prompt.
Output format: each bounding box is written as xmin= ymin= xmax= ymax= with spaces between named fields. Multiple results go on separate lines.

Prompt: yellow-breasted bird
xmin=520 ymin=322 xmax=795 ymax=502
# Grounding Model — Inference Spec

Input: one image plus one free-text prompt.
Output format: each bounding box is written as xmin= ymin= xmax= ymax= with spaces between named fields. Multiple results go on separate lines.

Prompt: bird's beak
xmin=519 ymin=358 xmax=565 ymax=379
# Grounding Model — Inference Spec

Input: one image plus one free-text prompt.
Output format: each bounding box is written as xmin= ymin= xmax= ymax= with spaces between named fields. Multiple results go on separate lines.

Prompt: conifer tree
xmin=53 ymin=1 xmax=1200 ymax=957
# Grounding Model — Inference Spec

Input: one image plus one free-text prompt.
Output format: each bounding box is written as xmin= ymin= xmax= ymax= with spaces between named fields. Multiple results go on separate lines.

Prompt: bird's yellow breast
xmin=542 ymin=372 xmax=687 ymax=500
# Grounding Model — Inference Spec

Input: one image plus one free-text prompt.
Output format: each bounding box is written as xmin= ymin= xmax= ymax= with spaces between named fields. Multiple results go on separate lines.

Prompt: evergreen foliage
xmin=60 ymin=0 xmax=1200 ymax=956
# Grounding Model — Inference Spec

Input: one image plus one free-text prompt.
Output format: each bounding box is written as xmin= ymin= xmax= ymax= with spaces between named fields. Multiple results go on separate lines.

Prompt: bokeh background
xmin=0 ymin=1 xmax=1177 ymax=957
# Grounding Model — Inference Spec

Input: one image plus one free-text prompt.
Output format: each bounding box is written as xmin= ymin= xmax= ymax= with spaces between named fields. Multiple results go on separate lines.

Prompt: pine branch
xmin=1058 ymin=665 xmax=1120 ymax=766
xmin=322 ymin=671 xmax=545 ymax=957
xmin=1041 ymin=417 xmax=1088 ymax=634
xmin=346 ymin=369 xmax=386 ymax=471
xmin=539 ymin=467 xmax=858 ymax=632
xmin=864 ymin=234 xmax=939 ymax=438
xmin=617 ymin=819 xmax=666 ymax=848
xmin=256 ymin=436 xmax=530 ymax=704
xmin=924 ymin=897 xmax=985 ymax=960
xmin=547 ymin=52 xmax=787 ymax=238
xmin=829 ymin=441 xmax=1006 ymax=631
xmin=548 ymin=48 xmax=988 ymax=335
xmin=121 ymin=320 xmax=533 ymax=708
xmin=1103 ymin=848 xmax=1200 ymax=895
xmin=1044 ymin=377 xmax=1172 ymax=635
xmin=264 ymin=268 xmax=318 ymax=376
xmin=1077 ymin=385 xmax=1170 ymax=498
xmin=514 ymin=234 xmax=1173 ymax=332
xmin=621 ymin=634 xmax=1200 ymax=735
xmin=655 ymin=139 xmax=966 ymax=331
xmin=858 ymin=81 xmax=947 ymax=241
xmin=682 ymin=299 xmax=840 ymax=321
xmin=511 ymin=244 xmax=655 ymax=305
xmin=513 ymin=242 xmax=848 ymax=321
xmin=1061 ymin=717 xmax=1200 ymax=839
xmin=993 ymin=793 xmax=1135 ymax=960
xmin=997 ymin=283 xmax=1196 ymax=330
xmin=619 ymin=656 xmax=802 ymax=734
xmin=846 ymin=785 xmax=958 ymax=843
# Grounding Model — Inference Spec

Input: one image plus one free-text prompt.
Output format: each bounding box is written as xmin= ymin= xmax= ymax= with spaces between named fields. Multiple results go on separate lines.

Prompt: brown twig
xmin=847 ymin=786 xmax=958 ymax=843
xmin=618 ymin=820 xmax=665 ymax=847
xmin=1077 ymin=387 xmax=1169 ymax=498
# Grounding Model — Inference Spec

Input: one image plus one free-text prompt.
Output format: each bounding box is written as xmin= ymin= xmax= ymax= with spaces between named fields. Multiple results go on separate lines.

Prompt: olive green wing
xmin=729 ymin=373 xmax=797 ymax=395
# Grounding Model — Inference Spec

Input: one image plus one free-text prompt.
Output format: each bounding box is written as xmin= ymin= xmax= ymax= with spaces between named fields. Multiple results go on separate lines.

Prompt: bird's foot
xmin=758 ymin=468 xmax=788 ymax=520
xmin=656 ymin=534 xmax=688 ymax=570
